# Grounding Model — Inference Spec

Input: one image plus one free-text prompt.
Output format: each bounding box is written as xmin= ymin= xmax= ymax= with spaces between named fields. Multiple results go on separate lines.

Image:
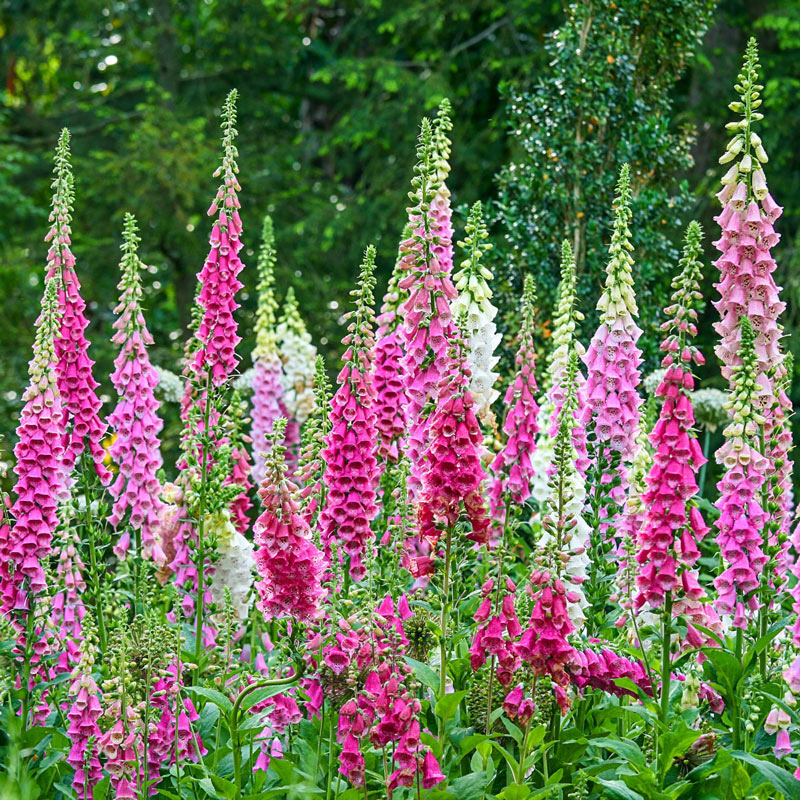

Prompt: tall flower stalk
xmin=635 ymin=222 xmax=713 ymax=724
xmin=490 ymin=274 xmax=539 ymax=530
xmin=250 ymin=215 xmax=285 ymax=485
xmin=398 ymin=117 xmax=459 ymax=500
xmin=452 ymin=201 xmax=502 ymax=429
xmin=107 ymin=213 xmax=164 ymax=561
xmin=318 ymin=247 xmax=380 ymax=582
xmin=45 ymin=129 xmax=109 ymax=483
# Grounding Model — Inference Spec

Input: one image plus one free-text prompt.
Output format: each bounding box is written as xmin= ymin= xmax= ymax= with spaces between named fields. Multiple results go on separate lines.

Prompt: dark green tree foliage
xmin=493 ymin=0 xmax=716 ymax=361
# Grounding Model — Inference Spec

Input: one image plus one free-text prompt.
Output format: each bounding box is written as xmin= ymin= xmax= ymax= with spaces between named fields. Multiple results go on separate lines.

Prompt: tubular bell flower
xmin=398 ymin=117 xmax=459 ymax=498
xmin=192 ymin=89 xmax=245 ymax=387
xmin=531 ymin=241 xmax=586 ymax=505
xmin=318 ymin=247 xmax=380 ymax=581
xmin=45 ymin=129 xmax=109 ymax=482
xmin=107 ymin=214 xmax=164 ymax=556
xmin=713 ymin=317 xmax=768 ymax=627
xmin=1 ymin=279 xmax=64 ymax=607
xmin=415 ymin=335 xmax=490 ymax=570
xmin=713 ymin=40 xmax=794 ymax=615
xmin=250 ymin=215 xmax=285 ymax=485
xmin=277 ymin=286 xmax=317 ymax=426
xmin=430 ymin=98 xmax=455 ymax=277
xmin=490 ymin=274 xmax=539 ymax=527
xmin=373 ymin=232 xmax=410 ymax=463
xmin=536 ymin=351 xmax=590 ymax=629
xmin=635 ymin=223 xmax=715 ymax=640
xmin=254 ymin=419 xmax=325 ymax=622
xmin=451 ymin=201 xmax=502 ymax=429
xmin=580 ymin=163 xmax=643 ymax=476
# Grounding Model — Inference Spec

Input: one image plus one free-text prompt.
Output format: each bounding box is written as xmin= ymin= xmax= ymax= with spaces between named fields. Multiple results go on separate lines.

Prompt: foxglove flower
xmin=318 ymin=247 xmax=380 ymax=581
xmin=713 ymin=39 xmax=793 ymax=574
xmin=373 ymin=235 xmax=409 ymax=463
xmin=536 ymin=352 xmax=590 ymax=629
xmin=532 ymin=241 xmax=586 ymax=504
xmin=192 ymin=90 xmax=245 ymax=387
xmin=1 ymin=279 xmax=64 ymax=606
xmin=635 ymin=223 xmax=715 ymax=641
xmin=107 ymin=214 xmax=164 ymax=556
xmin=581 ymin=163 xmax=643 ymax=472
xmin=207 ymin=508 xmax=255 ymax=622
xmin=490 ymin=274 xmax=539 ymax=528
xmin=276 ymin=287 xmax=317 ymax=427
xmin=452 ymin=201 xmax=502 ymax=428
xmin=713 ymin=318 xmax=768 ymax=626
xmin=44 ymin=130 xmax=109 ymax=482
xmin=416 ymin=337 xmax=490 ymax=567
xmin=398 ymin=117 xmax=459 ymax=498
xmin=254 ymin=419 xmax=325 ymax=621
xmin=250 ymin=215 xmax=285 ymax=484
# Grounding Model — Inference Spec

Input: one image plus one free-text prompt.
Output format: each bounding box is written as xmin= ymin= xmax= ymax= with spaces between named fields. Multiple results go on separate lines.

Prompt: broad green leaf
xmin=595 ymin=779 xmax=646 ymax=800
xmin=591 ymin=737 xmax=648 ymax=770
xmin=239 ymin=684 xmax=293 ymax=713
xmin=436 ymin=689 xmax=468 ymax=723
xmin=185 ymin=685 xmax=233 ymax=713
xmin=659 ymin=723 xmax=703 ymax=780
xmin=403 ymin=656 xmax=440 ymax=694
xmin=450 ymin=771 xmax=489 ymax=800
xmin=732 ymin=751 xmax=800 ymax=799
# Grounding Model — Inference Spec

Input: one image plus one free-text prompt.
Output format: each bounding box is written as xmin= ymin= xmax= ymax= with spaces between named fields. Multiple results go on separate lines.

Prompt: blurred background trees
xmin=1 ymin=0 xmax=799 ymax=470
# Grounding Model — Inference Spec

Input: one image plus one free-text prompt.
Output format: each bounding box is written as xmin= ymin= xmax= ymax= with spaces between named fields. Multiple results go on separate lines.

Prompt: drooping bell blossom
xmin=713 ymin=40 xmax=794 ymax=607
xmin=580 ymin=163 xmax=643 ymax=498
xmin=569 ymin=645 xmax=653 ymax=699
xmin=326 ymin=596 xmax=441 ymax=798
xmin=713 ymin=317 xmax=769 ymax=627
xmin=297 ymin=356 xmax=332 ymax=524
xmin=414 ymin=336 xmax=490 ymax=572
xmin=373 ymin=235 xmax=410 ymax=463
xmin=192 ymin=89 xmax=245 ymax=387
xmin=318 ymin=247 xmax=380 ymax=581
xmin=44 ymin=129 xmax=109 ymax=483
xmin=490 ymin=274 xmax=539 ymax=530
xmin=52 ymin=524 xmax=87 ymax=643
xmin=206 ymin=508 xmax=255 ymax=623
xmin=636 ymin=223 xmax=713 ymax=630
xmin=397 ymin=117 xmax=459 ymax=499
xmin=250 ymin=215 xmax=285 ymax=485
xmin=531 ymin=241 xmax=587 ymax=505
xmin=276 ymin=286 xmax=317 ymax=427
xmin=254 ymin=418 xmax=325 ymax=622
xmin=1 ymin=278 xmax=64 ymax=608
xmin=535 ymin=351 xmax=590 ymax=629
xmin=66 ymin=640 xmax=103 ymax=800
xmin=107 ymin=213 xmax=164 ymax=556
xmin=516 ymin=569 xmax=577 ymax=707
xmin=451 ymin=201 xmax=502 ymax=429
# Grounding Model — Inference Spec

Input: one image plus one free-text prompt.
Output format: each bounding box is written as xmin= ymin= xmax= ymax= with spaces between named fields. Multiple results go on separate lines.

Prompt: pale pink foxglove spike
xmin=107 ymin=214 xmax=164 ymax=557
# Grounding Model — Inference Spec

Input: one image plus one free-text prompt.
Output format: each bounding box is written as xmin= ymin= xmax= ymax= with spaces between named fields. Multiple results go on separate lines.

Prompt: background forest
xmin=1 ymin=0 xmax=799 ymax=474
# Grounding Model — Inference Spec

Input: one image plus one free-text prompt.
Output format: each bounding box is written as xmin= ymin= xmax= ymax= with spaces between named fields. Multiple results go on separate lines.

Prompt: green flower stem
xmin=193 ymin=372 xmax=212 ymax=683
xmin=439 ymin=524 xmax=455 ymax=742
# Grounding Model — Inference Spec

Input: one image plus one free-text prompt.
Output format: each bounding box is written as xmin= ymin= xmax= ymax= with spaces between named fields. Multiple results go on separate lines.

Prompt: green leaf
xmin=450 ymin=771 xmax=489 ymax=800
xmin=93 ymin=776 xmax=111 ymax=800
xmin=185 ymin=686 xmax=234 ymax=713
xmin=497 ymin=785 xmax=531 ymax=800
xmin=591 ymin=737 xmax=648 ymax=770
xmin=732 ymin=751 xmax=800 ymax=799
xmin=595 ymin=779 xmax=645 ymax=800
xmin=403 ymin=656 xmax=440 ymax=694
xmin=658 ymin=723 xmax=703 ymax=780
xmin=239 ymin=684 xmax=292 ymax=713
xmin=436 ymin=689 xmax=467 ymax=724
